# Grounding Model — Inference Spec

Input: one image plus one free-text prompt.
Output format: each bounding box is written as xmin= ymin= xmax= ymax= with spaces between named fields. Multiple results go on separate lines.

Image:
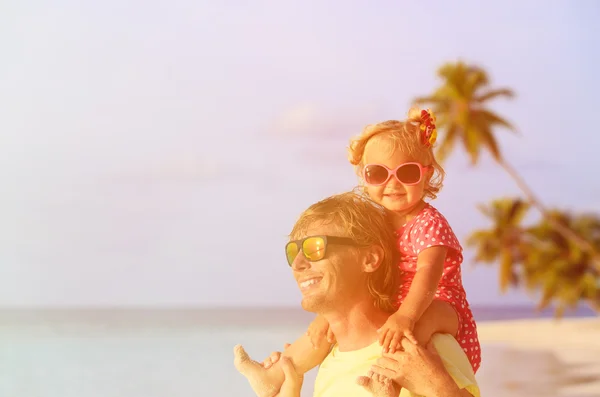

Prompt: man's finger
xmin=369 ymin=364 xmax=397 ymax=380
xmin=400 ymin=335 xmax=418 ymax=353
xmin=375 ymin=356 xmax=400 ymax=368
xmin=280 ymin=357 xmax=303 ymax=388
xmin=280 ymin=357 xmax=296 ymax=377
xmin=270 ymin=351 xmax=282 ymax=362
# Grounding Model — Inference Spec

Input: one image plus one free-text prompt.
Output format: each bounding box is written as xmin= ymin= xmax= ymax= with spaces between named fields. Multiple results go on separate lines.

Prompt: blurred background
xmin=1 ymin=1 xmax=599 ymax=396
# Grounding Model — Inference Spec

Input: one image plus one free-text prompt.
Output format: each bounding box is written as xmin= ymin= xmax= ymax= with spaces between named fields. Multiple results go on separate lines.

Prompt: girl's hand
xmin=377 ymin=313 xmax=418 ymax=353
xmin=306 ymin=315 xmax=335 ymax=349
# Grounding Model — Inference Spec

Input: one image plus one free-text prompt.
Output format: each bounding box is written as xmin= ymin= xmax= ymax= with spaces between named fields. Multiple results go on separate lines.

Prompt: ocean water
xmin=0 ymin=306 xmax=594 ymax=397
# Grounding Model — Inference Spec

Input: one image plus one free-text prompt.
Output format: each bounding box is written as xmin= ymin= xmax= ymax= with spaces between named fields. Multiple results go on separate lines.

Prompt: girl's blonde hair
xmin=348 ymin=107 xmax=445 ymax=200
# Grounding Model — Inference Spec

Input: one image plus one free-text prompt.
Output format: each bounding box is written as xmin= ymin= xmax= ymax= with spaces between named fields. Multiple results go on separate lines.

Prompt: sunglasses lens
xmin=397 ymin=164 xmax=421 ymax=184
xmin=364 ymin=165 xmax=389 ymax=185
xmin=302 ymin=237 xmax=326 ymax=262
xmin=285 ymin=242 xmax=299 ymax=266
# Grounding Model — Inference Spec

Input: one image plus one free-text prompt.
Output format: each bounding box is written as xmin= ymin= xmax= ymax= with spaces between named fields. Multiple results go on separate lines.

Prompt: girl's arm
xmin=378 ymin=246 xmax=448 ymax=352
xmin=396 ymin=246 xmax=447 ymax=322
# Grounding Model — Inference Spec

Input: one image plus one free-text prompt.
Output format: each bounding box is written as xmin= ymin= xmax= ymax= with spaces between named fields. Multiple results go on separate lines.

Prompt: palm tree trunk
xmin=498 ymin=158 xmax=600 ymax=272
xmin=589 ymin=299 xmax=600 ymax=314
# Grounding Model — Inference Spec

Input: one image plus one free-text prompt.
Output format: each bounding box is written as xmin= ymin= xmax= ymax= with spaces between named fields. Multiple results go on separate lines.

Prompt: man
xmin=235 ymin=192 xmax=479 ymax=397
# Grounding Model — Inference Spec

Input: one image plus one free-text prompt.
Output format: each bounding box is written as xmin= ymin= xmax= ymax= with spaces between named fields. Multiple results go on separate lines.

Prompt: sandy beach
xmin=476 ymin=318 xmax=600 ymax=397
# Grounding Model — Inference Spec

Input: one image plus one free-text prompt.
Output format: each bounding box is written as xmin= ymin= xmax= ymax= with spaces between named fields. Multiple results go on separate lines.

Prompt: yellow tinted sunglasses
xmin=285 ymin=235 xmax=356 ymax=267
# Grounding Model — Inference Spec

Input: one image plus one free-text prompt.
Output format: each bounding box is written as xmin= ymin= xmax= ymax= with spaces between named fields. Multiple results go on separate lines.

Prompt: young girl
xmin=345 ymin=107 xmax=480 ymax=369
xmin=237 ymin=107 xmax=480 ymax=395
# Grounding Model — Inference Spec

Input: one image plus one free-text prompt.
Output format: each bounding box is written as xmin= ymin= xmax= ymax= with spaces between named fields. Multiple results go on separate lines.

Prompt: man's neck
xmin=322 ymin=301 xmax=390 ymax=352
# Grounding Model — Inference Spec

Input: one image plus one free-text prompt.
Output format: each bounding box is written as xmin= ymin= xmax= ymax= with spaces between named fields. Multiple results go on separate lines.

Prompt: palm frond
xmin=464 ymin=68 xmax=489 ymax=100
xmin=499 ymin=250 xmax=514 ymax=292
xmin=508 ymin=199 xmax=530 ymax=225
xmin=475 ymin=88 xmax=515 ymax=103
xmin=434 ymin=123 xmax=458 ymax=163
xmin=478 ymin=110 xmax=516 ymax=132
xmin=463 ymin=125 xmax=481 ymax=165
xmin=474 ymin=121 xmax=502 ymax=161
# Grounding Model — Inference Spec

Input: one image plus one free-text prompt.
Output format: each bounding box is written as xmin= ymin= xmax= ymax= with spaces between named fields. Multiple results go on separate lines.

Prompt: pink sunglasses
xmin=362 ymin=163 xmax=432 ymax=186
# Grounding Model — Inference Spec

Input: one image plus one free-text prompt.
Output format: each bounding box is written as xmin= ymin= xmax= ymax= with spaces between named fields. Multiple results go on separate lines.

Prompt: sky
xmin=1 ymin=0 xmax=599 ymax=307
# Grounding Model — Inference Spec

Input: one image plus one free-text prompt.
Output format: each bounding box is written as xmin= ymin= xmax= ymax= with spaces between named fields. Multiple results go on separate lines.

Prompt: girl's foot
xmin=356 ymin=373 xmax=399 ymax=397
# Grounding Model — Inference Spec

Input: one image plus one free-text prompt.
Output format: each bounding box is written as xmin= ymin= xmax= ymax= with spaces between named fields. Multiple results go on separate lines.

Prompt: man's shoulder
xmin=431 ymin=333 xmax=465 ymax=355
xmin=431 ymin=334 xmax=480 ymax=397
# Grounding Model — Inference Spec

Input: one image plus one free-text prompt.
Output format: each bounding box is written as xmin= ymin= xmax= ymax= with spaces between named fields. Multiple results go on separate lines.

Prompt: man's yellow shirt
xmin=313 ymin=333 xmax=480 ymax=397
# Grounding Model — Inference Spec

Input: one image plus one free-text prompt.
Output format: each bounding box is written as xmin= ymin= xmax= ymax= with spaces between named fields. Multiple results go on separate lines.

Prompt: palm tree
xmin=523 ymin=211 xmax=600 ymax=315
xmin=466 ymin=198 xmax=531 ymax=291
xmin=414 ymin=61 xmax=600 ymax=271
xmin=468 ymin=199 xmax=600 ymax=316
xmin=414 ymin=62 xmax=515 ymax=164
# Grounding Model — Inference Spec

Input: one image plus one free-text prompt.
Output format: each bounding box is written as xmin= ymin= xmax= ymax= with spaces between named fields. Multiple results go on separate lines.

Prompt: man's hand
xmin=278 ymin=357 xmax=303 ymax=397
xmin=369 ymin=338 xmax=462 ymax=397
xmin=377 ymin=312 xmax=418 ymax=353
xmin=262 ymin=343 xmax=290 ymax=369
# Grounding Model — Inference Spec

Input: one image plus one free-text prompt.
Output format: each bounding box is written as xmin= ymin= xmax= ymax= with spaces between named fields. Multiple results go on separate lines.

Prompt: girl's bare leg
xmin=413 ymin=300 xmax=458 ymax=344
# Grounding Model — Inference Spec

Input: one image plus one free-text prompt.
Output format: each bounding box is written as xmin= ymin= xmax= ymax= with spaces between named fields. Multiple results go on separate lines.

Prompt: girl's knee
xmin=415 ymin=301 xmax=459 ymax=342
xmin=413 ymin=323 xmax=435 ymax=345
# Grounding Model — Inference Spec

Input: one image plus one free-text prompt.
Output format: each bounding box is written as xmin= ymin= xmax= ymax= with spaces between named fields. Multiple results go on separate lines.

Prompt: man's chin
xmin=300 ymin=295 xmax=325 ymax=313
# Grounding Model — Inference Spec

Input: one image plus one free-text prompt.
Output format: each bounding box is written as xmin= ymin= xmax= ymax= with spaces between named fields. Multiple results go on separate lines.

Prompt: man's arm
xmin=424 ymin=369 xmax=474 ymax=397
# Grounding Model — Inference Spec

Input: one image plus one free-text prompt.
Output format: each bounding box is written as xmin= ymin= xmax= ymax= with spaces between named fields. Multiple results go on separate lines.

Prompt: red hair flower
xmin=420 ymin=109 xmax=437 ymax=147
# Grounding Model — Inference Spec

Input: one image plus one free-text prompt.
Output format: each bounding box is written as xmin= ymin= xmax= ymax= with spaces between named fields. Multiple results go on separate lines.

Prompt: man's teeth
xmin=300 ymin=278 xmax=320 ymax=288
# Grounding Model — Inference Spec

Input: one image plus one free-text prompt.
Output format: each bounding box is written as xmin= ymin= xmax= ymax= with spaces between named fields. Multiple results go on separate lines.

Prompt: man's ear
xmin=362 ymin=245 xmax=384 ymax=273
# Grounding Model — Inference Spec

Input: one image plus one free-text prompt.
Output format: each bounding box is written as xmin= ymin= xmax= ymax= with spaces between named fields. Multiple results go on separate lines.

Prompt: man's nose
xmin=291 ymin=253 xmax=310 ymax=271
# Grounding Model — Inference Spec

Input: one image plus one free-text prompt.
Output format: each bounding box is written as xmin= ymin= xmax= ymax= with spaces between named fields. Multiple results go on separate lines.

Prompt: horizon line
xmin=0 ymin=303 xmax=581 ymax=311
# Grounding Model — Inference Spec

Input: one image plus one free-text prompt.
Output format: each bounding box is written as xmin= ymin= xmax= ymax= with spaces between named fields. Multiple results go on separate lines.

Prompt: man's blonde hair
xmin=289 ymin=190 xmax=399 ymax=312
xmin=347 ymin=107 xmax=445 ymax=200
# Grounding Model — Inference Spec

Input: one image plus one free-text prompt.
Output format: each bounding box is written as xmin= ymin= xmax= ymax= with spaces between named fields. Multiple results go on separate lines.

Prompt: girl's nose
xmin=385 ymin=176 xmax=402 ymax=188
